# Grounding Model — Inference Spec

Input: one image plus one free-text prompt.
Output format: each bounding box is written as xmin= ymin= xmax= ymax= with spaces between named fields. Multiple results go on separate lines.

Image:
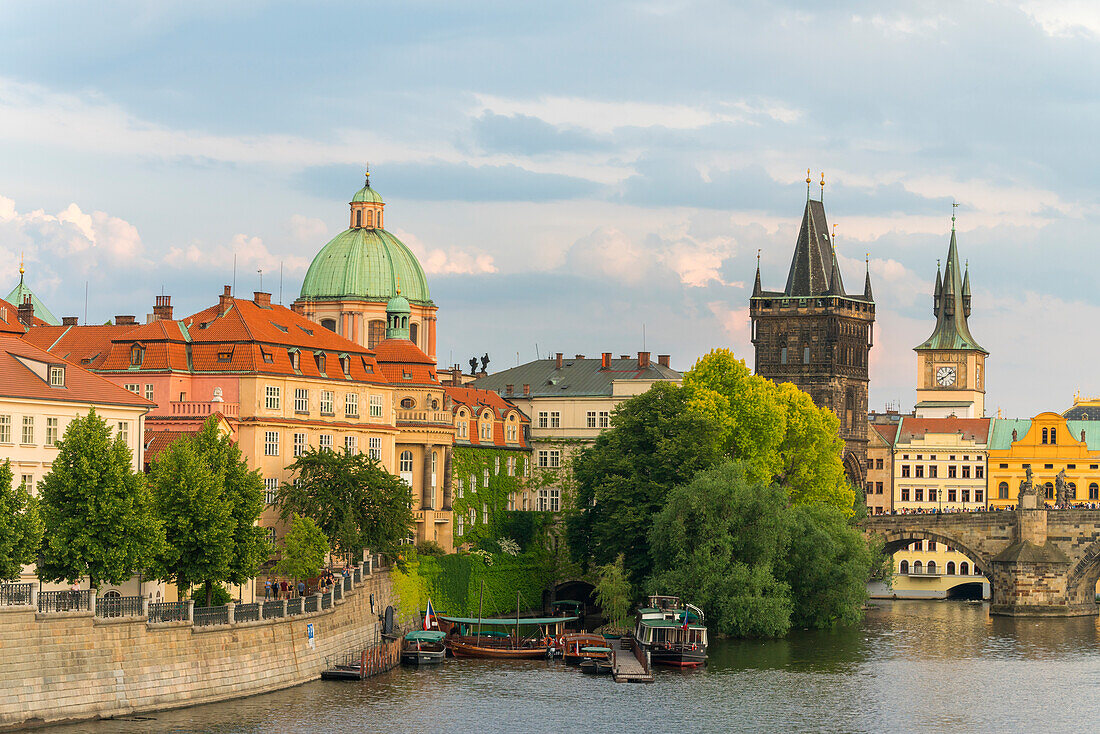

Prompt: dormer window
xmin=340 ymin=354 xmax=351 ymax=377
xmin=49 ymin=365 xmax=65 ymax=387
xmin=130 ymin=345 xmax=144 ymax=366
xmin=315 ymin=352 xmax=326 ymax=374
xmin=290 ymin=350 xmax=300 ymax=371
xmin=261 ymin=349 xmax=274 ymax=364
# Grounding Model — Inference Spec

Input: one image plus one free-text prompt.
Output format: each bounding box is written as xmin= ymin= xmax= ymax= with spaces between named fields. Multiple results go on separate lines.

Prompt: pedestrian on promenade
xmin=264 ymin=579 xmax=272 ymax=600
xmin=298 ymin=580 xmax=306 ymax=597
xmin=281 ymin=580 xmax=288 ymax=598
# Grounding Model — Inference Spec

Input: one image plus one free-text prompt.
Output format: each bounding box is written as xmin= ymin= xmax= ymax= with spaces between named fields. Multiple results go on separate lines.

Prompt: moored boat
xmin=578 ymin=646 xmax=613 ymax=675
xmin=401 ymin=630 xmax=447 ymax=665
xmin=560 ymin=633 xmax=610 ymax=664
xmin=441 ymin=614 xmax=577 ymax=659
xmin=633 ymin=594 xmax=708 ymax=668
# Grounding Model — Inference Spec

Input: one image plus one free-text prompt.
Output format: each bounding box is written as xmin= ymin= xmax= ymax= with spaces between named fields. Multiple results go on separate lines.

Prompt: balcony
xmin=413 ymin=509 xmax=452 ymax=524
xmin=169 ymin=401 xmax=239 ymax=418
xmin=396 ymin=409 xmax=453 ymax=426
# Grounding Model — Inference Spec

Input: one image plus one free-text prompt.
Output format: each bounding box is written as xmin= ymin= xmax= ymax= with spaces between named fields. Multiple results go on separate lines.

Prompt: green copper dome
xmin=351 ymin=184 xmax=384 ymax=204
xmin=299 ymin=227 xmax=432 ymax=304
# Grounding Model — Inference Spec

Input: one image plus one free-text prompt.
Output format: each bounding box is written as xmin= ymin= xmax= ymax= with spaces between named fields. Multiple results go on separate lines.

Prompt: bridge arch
xmin=1067 ymin=537 xmax=1100 ymax=606
xmin=843 ymin=451 xmax=864 ymax=488
xmin=877 ymin=530 xmax=993 ymax=578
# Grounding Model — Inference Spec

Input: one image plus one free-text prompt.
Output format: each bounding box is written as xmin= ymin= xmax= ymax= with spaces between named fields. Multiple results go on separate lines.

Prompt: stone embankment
xmin=0 ymin=560 xmax=397 ymax=730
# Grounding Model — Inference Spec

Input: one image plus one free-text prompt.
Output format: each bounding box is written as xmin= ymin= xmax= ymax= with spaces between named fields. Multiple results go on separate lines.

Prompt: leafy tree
xmin=568 ymin=381 xmax=724 ymax=585
xmin=276 ymin=514 xmax=329 ymax=581
xmin=277 ymin=448 xmax=414 ymax=558
xmin=594 ymin=554 xmax=632 ymax=631
xmin=38 ymin=409 xmax=162 ymax=587
xmin=649 ymin=461 xmax=792 ymax=637
xmin=149 ymin=434 xmax=233 ymax=605
xmin=0 ymin=461 xmax=44 ymax=581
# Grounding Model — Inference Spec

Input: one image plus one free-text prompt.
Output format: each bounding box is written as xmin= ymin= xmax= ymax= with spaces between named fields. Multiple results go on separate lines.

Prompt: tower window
xmin=1051 ymin=427 xmax=1057 ymax=444
xmin=355 ymin=210 xmax=362 ymax=227
xmin=780 ymin=347 xmax=787 ymax=364
xmin=410 ymin=322 xmax=418 ymax=346
xmin=367 ymin=211 xmax=373 ymax=227
xmin=803 ymin=347 xmax=810 ymax=364
xmin=1042 ymin=428 xmax=1048 ymax=444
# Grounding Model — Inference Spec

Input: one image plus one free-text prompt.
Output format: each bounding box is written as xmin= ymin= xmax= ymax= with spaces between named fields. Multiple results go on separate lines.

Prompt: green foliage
xmin=416 ymin=540 xmax=445 ymax=557
xmin=278 ymin=447 xmax=414 ymax=557
xmin=38 ymin=409 xmax=162 ymax=587
xmin=0 ymin=461 xmax=43 ymax=581
xmin=276 ymin=514 xmax=329 ymax=580
xmin=451 ymin=447 xmax=528 ymax=547
xmin=594 ymin=554 xmax=632 ymax=630
xmin=392 ymin=551 xmax=553 ymax=620
xmin=569 ymin=381 xmax=724 ymax=585
xmin=496 ymin=511 xmax=554 ymax=551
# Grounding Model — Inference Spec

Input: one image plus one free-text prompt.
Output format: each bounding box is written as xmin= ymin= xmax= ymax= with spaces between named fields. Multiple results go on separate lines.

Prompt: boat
xmin=560 ymin=633 xmax=611 ymax=664
xmin=550 ymin=599 xmax=586 ymax=630
xmin=578 ymin=646 xmax=613 ymax=675
xmin=401 ymin=630 xmax=447 ymax=665
xmin=441 ymin=584 xmax=576 ymax=660
xmin=632 ymin=594 xmax=708 ymax=668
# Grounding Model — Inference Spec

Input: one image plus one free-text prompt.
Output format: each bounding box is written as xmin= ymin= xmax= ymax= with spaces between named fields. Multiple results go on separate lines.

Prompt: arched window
xmin=960 ymin=561 xmax=970 ymax=576
xmin=899 ymin=560 xmax=909 ymax=574
xmin=1091 ymin=483 xmax=1099 ymax=501
xmin=999 ymin=481 xmax=1009 ymax=499
xmin=1044 ymin=482 xmax=1054 ymax=500
xmin=410 ymin=322 xmax=419 ymax=346
xmin=1051 ymin=427 xmax=1058 ymax=444
xmin=1069 ymin=482 xmax=1078 ymax=500
xmin=947 ymin=561 xmax=956 ymax=575
xmin=913 ymin=561 xmax=923 ymax=574
xmin=399 ymin=451 xmax=414 ymax=472
xmin=401 ymin=316 xmax=408 ymax=329
xmin=355 ymin=210 xmax=362 ymax=227
xmin=367 ymin=210 xmax=373 ymax=227
xmin=927 ymin=561 xmax=937 ymax=574
xmin=368 ymin=320 xmax=386 ymax=348
xmin=1042 ymin=427 xmax=1049 ymax=444
xmin=400 ymin=397 xmax=415 ymax=409
xmin=321 ymin=318 xmax=336 ymax=332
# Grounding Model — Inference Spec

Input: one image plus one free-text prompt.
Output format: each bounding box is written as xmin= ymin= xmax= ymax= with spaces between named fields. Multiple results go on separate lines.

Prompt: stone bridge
xmin=860 ymin=503 xmax=1100 ymax=616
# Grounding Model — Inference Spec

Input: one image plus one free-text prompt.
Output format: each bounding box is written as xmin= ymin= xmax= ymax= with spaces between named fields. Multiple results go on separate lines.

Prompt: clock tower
xmin=914 ymin=211 xmax=988 ymax=418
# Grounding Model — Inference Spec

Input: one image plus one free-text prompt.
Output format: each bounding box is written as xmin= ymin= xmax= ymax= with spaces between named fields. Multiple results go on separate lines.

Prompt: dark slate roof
xmin=914 ymin=229 xmax=986 ymax=353
xmin=1064 ymin=404 xmax=1100 ymax=421
xmin=470 ymin=357 xmax=681 ymax=398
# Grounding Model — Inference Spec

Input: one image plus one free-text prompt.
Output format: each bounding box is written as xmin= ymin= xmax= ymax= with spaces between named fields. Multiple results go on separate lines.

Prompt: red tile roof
xmin=871 ymin=423 xmax=898 ymax=444
xmin=445 ymin=385 xmax=529 ymax=449
xmin=0 ymin=298 xmax=26 ymax=335
xmin=896 ymin=417 xmax=991 ymax=444
xmin=0 ymin=335 xmax=155 ymax=408
xmin=373 ymin=337 xmax=438 ymax=384
xmin=23 ymin=323 xmax=141 ymax=368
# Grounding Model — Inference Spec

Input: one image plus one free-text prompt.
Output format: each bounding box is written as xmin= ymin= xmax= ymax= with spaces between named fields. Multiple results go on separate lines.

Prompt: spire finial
xmin=820 ymin=171 xmax=825 ymax=202
xmin=865 ymin=252 xmax=870 ymax=270
xmin=396 ymin=274 xmax=401 ymax=296
xmin=937 ymin=258 xmax=941 ymax=271
xmin=951 ymin=199 xmax=958 ymax=231
xmin=832 ymin=223 xmax=837 ymax=245
xmin=806 ymin=168 xmax=812 ymax=200
xmin=365 ymin=163 xmax=371 ymax=188
xmin=18 ymin=252 xmax=24 ymax=278
xmin=756 ymin=249 xmax=761 ymax=266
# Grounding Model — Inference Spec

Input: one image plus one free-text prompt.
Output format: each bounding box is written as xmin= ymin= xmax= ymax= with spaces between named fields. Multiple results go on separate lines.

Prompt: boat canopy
xmin=639 ymin=619 xmax=706 ymax=629
xmin=552 ymin=600 xmax=583 ymax=609
xmin=405 ymin=630 xmax=446 ymax=642
xmin=581 ymin=646 xmax=612 ymax=653
xmin=439 ymin=615 xmax=578 ymax=626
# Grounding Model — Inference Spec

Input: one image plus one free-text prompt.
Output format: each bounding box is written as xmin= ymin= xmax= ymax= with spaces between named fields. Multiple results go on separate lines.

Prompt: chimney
xmin=17 ymin=296 xmax=33 ymax=324
xmin=522 ymin=383 xmax=531 ymax=396
xmin=658 ymin=354 xmax=670 ymax=368
xmin=575 ymin=354 xmax=585 ymax=360
xmin=115 ymin=315 xmax=136 ymax=326
xmin=555 ymin=352 xmax=563 ymax=369
xmin=505 ymin=384 xmax=514 ymax=396
xmin=620 ymin=355 xmax=629 ymax=359
xmin=638 ymin=351 xmax=650 ymax=369
xmin=153 ymin=295 xmax=173 ymax=321
xmin=253 ymin=291 xmax=271 ymax=307
xmin=219 ymin=285 xmax=233 ymax=312
xmin=601 ymin=352 xmax=611 ymax=370
xmin=451 ymin=366 xmax=462 ymax=385
xmin=62 ymin=316 xmax=79 ymax=326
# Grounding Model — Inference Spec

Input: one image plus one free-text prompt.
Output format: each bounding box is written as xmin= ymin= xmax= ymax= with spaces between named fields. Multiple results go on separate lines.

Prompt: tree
xmin=568 ymin=381 xmax=724 ymax=585
xmin=276 ymin=448 xmax=414 ymax=558
xmin=149 ymin=434 xmax=233 ymax=605
xmin=38 ymin=409 xmax=162 ymax=587
xmin=648 ymin=461 xmax=793 ymax=638
xmin=276 ymin=514 xmax=329 ymax=581
xmin=594 ymin=554 xmax=632 ymax=631
xmin=0 ymin=461 xmax=43 ymax=581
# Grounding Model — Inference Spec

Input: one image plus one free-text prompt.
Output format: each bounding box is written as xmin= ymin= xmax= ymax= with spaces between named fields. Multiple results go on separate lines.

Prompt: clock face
xmin=936 ymin=366 xmax=957 ymax=387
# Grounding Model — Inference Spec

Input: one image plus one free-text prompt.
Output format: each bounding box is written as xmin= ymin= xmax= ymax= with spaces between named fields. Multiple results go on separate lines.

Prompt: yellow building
xmin=987 ymin=412 xmax=1100 ymax=508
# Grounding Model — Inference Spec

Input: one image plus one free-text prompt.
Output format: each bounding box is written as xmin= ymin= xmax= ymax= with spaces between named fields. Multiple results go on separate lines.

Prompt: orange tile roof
xmin=23 ymin=323 xmax=142 ymax=368
xmin=0 ymin=335 xmax=155 ymax=408
xmin=0 ymin=298 xmax=26 ymax=335
xmin=445 ymin=385 xmax=529 ymax=449
xmin=373 ymin=337 xmax=438 ymax=385
xmin=897 ymin=416 xmax=991 ymax=444
xmin=871 ymin=424 xmax=898 ymax=444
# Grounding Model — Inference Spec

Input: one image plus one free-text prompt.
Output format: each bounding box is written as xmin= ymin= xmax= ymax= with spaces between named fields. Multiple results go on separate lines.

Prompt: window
xmin=46 ymin=417 xmax=58 ymax=446
xmin=0 ymin=415 xmax=10 ymax=443
xmin=947 ymin=561 xmax=956 ymax=576
xmin=538 ymin=412 xmax=548 ymax=428
xmin=458 ymin=421 xmax=468 ymax=439
xmin=315 ymin=352 xmax=327 ymax=374
xmin=319 ymin=434 xmax=333 ymax=450
xmin=876 ymin=458 xmax=884 ymax=470
xmin=962 ymin=466 xmax=971 ymax=479
xmin=400 ymin=451 xmax=414 ymax=472
xmin=345 ymin=393 xmax=359 ymax=417
xmin=507 ymin=424 xmax=517 ymax=441
xmin=345 ymin=435 xmax=358 ymax=454
xmin=914 ymin=488 xmax=923 ymax=502
xmin=145 ymin=384 xmax=154 ymax=401
xmin=507 ymin=456 xmax=516 ymax=476
xmin=266 ymin=527 xmax=277 ymax=545
xmin=960 ymin=562 xmax=970 ymax=576
xmin=999 ymin=482 xmax=1010 ymax=499
xmin=294 ymin=388 xmax=309 ymax=413
xmin=598 ymin=411 xmax=609 ymax=428
xmin=1091 ymin=483 xmax=1099 ymax=501
xmin=341 ymin=355 xmax=351 ymax=377
xmin=587 ymin=411 xmax=596 ymax=428
xmin=368 ymin=437 xmax=382 ymax=461
xmin=948 ymin=488 xmax=957 ymax=502
xmin=1051 ymin=427 xmax=1058 ymax=444
xmin=457 ymin=515 xmax=464 ymax=536
xmin=948 ymin=465 xmax=957 ymax=479
xmin=370 ymin=394 xmax=384 ymax=418
xmin=876 ymin=482 xmax=883 ymax=494
xmin=901 ymin=465 xmax=910 ymax=478
xmin=494 ymin=456 xmax=501 ymax=474
xmin=265 ymin=386 xmax=281 ymax=410
xmin=130 ymin=345 xmax=144 ymax=366
xmin=469 ymin=507 xmax=476 ymax=525
xmin=1044 ymin=482 xmax=1054 ymax=499
xmin=901 ymin=488 xmax=909 ymax=501
xmin=264 ymin=478 xmax=278 ymax=505
xmin=975 ymin=489 xmax=984 ymax=503
xmin=961 ymin=489 xmax=971 ymax=503
xmin=125 ymin=383 xmax=139 ymax=394
xmin=320 ymin=391 xmax=334 ymax=415
xmin=264 ymin=431 xmax=279 ymax=456
xmin=400 ymin=397 xmax=416 ymax=409
xmin=915 ymin=466 xmax=924 ymax=478
xmin=456 ymin=478 xmax=464 ymax=499
xmin=1042 ymin=427 xmax=1049 ymax=444
xmin=483 ymin=468 xmax=489 ymax=487
xmin=781 ymin=347 xmax=788 ymax=364
xmin=900 ymin=560 xmax=909 ymax=575
xmin=116 ymin=421 xmax=129 ymax=445
xmin=20 ymin=474 xmax=33 ymax=491
xmin=293 ymin=432 xmax=306 ymax=457
xmin=538 ymin=450 xmax=561 ymax=468
xmin=21 ymin=416 xmax=34 ymax=445
xmin=549 ymin=412 xmax=560 ymax=428
xmin=290 ymin=351 xmax=300 ymax=371
xmin=481 ymin=421 xmax=492 ymax=440
xmin=929 ymin=465 xmax=938 ymax=478
xmin=49 ymin=366 xmax=64 ymax=386
xmin=549 ymin=488 xmax=560 ymax=512
xmin=803 ymin=346 xmax=810 ymax=364
xmin=928 ymin=488 xmax=937 ymax=502
xmin=482 ymin=502 xmax=488 ymax=524
xmin=976 ymin=466 xmax=984 ymax=479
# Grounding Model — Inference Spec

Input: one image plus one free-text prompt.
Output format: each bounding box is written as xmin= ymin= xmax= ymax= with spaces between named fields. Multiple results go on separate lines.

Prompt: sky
xmin=0 ymin=1 xmax=1097 ymax=417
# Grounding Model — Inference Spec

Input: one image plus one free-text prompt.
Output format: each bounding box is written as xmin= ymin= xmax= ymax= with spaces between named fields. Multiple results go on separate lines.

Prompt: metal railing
xmin=0 ymin=583 xmax=32 ymax=606
xmin=322 ymin=593 xmax=332 ymax=610
xmin=263 ymin=600 xmax=284 ymax=619
xmin=149 ymin=601 xmax=188 ymax=624
xmin=39 ymin=590 xmax=91 ymax=613
xmin=353 ymin=568 xmax=362 ymax=584
xmin=193 ymin=605 xmax=229 ymax=627
xmin=305 ymin=595 xmax=319 ymax=613
xmin=343 ymin=575 xmax=352 ymax=592
xmin=235 ymin=602 xmax=260 ymax=623
xmin=96 ymin=595 xmax=143 ymax=618
xmin=287 ymin=597 xmax=303 ymax=615
xmin=334 ymin=584 xmax=343 ymax=602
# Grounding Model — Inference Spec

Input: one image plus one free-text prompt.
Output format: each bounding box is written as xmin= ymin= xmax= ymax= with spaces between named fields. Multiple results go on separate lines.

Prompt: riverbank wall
xmin=0 ymin=565 xmax=397 ymax=731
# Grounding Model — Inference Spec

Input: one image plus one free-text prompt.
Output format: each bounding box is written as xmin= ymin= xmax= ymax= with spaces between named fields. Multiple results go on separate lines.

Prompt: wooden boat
xmin=560 ymin=633 xmax=610 ymax=664
xmin=578 ymin=646 xmax=613 ymax=675
xmin=441 ymin=585 xmax=577 ymax=660
xmin=401 ymin=630 xmax=446 ymax=665
xmin=633 ymin=594 xmax=708 ymax=668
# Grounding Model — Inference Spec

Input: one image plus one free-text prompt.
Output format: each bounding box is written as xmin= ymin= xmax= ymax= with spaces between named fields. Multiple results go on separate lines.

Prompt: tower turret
xmin=385 ymin=292 xmax=411 ymax=340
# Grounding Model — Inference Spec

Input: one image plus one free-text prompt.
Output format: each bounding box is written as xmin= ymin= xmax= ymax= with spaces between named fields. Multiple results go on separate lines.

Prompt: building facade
xmin=865 ymin=423 xmax=895 ymax=515
xmin=987 ymin=413 xmax=1100 ymax=508
xmin=750 ymin=185 xmax=875 ymax=486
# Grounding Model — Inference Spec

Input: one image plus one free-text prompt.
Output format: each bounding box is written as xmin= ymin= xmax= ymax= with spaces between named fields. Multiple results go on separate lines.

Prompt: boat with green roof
xmin=633 ymin=595 xmax=707 ymax=668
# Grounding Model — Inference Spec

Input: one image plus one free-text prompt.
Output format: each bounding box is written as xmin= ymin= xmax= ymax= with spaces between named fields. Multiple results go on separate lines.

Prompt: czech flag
xmin=424 ymin=598 xmax=436 ymax=630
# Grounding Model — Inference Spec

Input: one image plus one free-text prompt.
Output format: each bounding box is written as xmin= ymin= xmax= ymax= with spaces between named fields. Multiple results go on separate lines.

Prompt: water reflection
xmin=48 ymin=600 xmax=1100 ymax=734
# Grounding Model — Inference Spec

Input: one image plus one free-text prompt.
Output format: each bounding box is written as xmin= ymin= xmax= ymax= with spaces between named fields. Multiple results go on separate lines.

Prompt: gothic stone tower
xmin=750 ymin=185 xmax=875 ymax=487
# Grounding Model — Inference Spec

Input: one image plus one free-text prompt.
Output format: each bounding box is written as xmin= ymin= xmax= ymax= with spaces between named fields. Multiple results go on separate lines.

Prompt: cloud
xmin=163 ymin=233 xmax=310 ymax=278
xmin=286 ymin=215 xmax=330 ymax=245
xmin=1017 ymin=0 xmax=1100 ymax=37
xmin=393 ymin=228 xmax=497 ymax=276
xmin=470 ymin=112 xmax=609 ymax=156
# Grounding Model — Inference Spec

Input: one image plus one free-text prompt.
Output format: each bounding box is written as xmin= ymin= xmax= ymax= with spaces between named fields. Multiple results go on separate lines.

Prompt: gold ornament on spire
xmin=19 ymin=252 xmax=24 ymax=276
xmin=805 ymin=168 xmax=812 ymax=185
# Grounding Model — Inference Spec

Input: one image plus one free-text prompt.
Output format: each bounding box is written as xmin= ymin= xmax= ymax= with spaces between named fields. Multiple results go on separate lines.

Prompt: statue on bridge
xmin=1018 ymin=466 xmax=1040 ymax=509
xmin=1055 ymin=469 xmax=1072 ymax=509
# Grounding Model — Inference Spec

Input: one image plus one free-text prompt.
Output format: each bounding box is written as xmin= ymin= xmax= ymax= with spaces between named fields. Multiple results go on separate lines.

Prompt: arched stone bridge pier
xmin=861 ymin=505 xmax=1100 ymax=617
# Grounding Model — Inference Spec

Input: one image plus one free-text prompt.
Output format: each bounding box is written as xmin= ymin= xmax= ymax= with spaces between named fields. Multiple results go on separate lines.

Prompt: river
xmin=49 ymin=600 xmax=1100 ymax=733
